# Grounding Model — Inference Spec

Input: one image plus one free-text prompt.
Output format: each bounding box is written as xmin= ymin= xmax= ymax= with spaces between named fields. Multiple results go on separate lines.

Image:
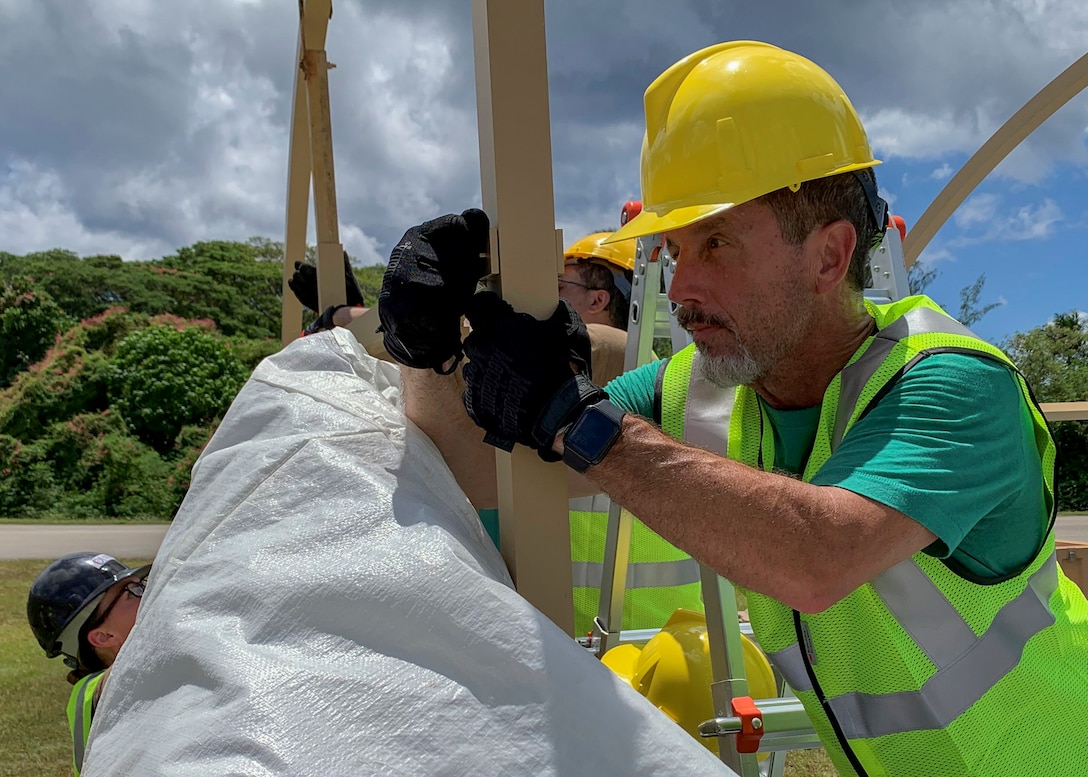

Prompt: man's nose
xmin=666 ymin=252 xmax=702 ymax=308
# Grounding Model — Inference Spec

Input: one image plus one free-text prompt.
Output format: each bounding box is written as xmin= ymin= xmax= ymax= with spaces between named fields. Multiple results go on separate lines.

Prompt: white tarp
xmin=83 ymin=329 xmax=733 ymax=776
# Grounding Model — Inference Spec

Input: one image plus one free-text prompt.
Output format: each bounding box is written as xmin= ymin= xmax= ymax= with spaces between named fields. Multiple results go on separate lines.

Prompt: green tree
xmin=0 ymin=308 xmax=141 ymax=441
xmin=157 ymin=241 xmax=285 ymax=338
xmin=108 ymin=325 xmax=248 ymax=452
xmin=0 ymin=278 xmax=72 ymax=386
xmin=907 ymin=262 xmax=1000 ymax=328
xmin=1002 ymin=312 xmax=1088 ymax=510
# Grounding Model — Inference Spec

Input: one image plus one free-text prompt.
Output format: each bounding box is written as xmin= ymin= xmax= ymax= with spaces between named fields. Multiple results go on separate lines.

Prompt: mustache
xmin=676 ymin=306 xmax=730 ymax=331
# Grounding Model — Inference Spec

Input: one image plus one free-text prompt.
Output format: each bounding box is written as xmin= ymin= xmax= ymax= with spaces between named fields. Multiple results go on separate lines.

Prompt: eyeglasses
xmin=558 ymin=277 xmax=603 ymax=291
xmin=88 ymin=580 xmax=145 ymax=631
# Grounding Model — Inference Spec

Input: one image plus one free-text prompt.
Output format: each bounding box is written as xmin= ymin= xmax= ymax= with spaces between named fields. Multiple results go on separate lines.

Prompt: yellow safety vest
xmin=661 ymin=295 xmax=1088 ymax=776
xmin=65 ymin=671 xmax=104 ymax=776
xmin=569 ymin=494 xmax=702 ymax=637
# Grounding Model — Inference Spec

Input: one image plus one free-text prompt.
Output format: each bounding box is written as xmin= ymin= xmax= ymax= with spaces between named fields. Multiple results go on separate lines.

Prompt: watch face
xmin=568 ymin=407 xmax=619 ymax=458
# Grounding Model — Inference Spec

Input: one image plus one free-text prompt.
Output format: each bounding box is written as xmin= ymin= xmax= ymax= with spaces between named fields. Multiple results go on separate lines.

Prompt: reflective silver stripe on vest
xmin=569 ymin=494 xmax=613 ymax=514
xmin=767 ymin=554 xmax=1059 ymax=723
xmin=71 ymin=674 xmax=96 ymax=772
xmin=682 ymin=350 xmax=736 ymax=456
xmin=834 ymin=307 xmax=980 ymax=449
xmin=767 ymin=643 xmax=813 ymax=693
xmin=572 ymin=558 xmax=702 ymax=589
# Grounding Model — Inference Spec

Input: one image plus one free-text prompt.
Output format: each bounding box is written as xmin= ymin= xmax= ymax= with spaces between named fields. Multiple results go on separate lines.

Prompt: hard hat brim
xmin=606 ymin=202 xmax=734 ymax=243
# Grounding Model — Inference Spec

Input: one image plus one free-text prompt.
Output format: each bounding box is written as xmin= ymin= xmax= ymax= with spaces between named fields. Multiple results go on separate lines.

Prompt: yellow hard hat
xmin=601 ymin=608 xmax=777 ymax=757
xmin=609 ymin=41 xmax=880 ymax=242
xmin=564 ymin=232 xmax=637 ymax=272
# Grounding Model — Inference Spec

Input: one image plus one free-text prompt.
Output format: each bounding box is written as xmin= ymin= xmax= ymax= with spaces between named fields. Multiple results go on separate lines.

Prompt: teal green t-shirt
xmin=604 ymin=353 xmax=1046 ymax=580
xmin=477 ymin=508 xmax=501 ymax=549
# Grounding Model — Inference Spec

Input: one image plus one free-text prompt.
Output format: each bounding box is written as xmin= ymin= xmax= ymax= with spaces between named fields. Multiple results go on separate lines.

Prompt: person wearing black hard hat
xmin=27 ymin=552 xmax=150 ymax=776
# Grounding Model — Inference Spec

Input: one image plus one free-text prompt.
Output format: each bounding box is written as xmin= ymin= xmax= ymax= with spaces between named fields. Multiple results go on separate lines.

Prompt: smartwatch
xmin=562 ymin=398 xmax=626 ymax=473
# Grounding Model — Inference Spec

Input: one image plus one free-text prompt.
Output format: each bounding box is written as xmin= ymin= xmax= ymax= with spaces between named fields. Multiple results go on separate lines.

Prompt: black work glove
xmin=378 ymin=208 xmax=490 ymax=374
xmin=288 ymin=251 xmax=367 ymax=312
xmin=462 ymin=292 xmax=606 ymax=461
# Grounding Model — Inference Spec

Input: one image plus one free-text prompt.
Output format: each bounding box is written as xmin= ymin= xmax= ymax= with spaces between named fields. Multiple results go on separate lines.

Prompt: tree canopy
xmin=0 ymin=241 xmax=1084 ymax=517
xmin=0 ymin=240 xmax=385 ymax=519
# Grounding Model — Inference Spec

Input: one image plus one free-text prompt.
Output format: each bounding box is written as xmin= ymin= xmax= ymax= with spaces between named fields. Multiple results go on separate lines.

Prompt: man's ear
xmin=812 ymin=220 xmax=857 ymax=293
xmin=86 ymin=626 xmax=119 ymax=649
xmin=586 ymin=289 xmax=611 ymax=314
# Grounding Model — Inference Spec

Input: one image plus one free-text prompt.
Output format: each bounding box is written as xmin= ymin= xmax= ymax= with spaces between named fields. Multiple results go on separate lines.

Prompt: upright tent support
xmin=470 ymin=0 xmax=574 ymax=633
xmin=281 ymin=0 xmax=346 ymax=346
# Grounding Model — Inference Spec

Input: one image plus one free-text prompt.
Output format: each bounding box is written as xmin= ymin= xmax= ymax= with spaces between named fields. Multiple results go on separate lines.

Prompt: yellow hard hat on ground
xmin=564 ymin=232 xmax=637 ymax=272
xmin=609 ymin=40 xmax=880 ymax=242
xmin=601 ymin=608 xmax=777 ymax=756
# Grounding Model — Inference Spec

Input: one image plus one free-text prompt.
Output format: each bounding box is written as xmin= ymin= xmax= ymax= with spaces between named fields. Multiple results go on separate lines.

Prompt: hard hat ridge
xmin=609 ymin=40 xmax=881 ymax=243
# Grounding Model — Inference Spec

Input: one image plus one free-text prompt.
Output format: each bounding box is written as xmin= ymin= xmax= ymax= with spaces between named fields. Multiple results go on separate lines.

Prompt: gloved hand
xmin=288 ymin=250 xmax=367 ymax=312
xmin=378 ymin=208 xmax=490 ymax=374
xmin=461 ymin=292 xmax=605 ymax=461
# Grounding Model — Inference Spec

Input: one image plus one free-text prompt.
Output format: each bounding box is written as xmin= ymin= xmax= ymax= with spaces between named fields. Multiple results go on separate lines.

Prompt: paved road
xmin=1 ymin=517 xmax=1085 ymax=560
xmin=0 ymin=524 xmax=171 ymax=560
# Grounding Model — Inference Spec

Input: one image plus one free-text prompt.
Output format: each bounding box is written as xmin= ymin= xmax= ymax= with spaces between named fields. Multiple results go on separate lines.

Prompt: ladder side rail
xmin=593 ymin=233 xmax=665 ymax=652
xmin=701 ymin=566 xmax=761 ymax=775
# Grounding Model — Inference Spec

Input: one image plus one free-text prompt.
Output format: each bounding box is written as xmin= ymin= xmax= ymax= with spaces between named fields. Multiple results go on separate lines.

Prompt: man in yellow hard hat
xmin=559 ymin=230 xmax=702 ymax=637
xmin=558 ymin=232 xmax=635 ymax=331
xmin=381 ymin=41 xmax=1088 ymax=776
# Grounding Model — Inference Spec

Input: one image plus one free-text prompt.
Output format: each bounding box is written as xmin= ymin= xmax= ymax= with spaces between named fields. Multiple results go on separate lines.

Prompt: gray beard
xmin=696 ymin=342 xmax=762 ymax=388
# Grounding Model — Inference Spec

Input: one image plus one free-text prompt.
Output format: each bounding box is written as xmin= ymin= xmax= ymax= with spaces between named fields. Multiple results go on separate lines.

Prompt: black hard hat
xmin=26 ymin=552 xmax=151 ymax=662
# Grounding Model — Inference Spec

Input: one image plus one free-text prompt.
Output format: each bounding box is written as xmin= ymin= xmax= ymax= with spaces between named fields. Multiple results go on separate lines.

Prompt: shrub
xmin=108 ymin=325 xmax=247 ymax=452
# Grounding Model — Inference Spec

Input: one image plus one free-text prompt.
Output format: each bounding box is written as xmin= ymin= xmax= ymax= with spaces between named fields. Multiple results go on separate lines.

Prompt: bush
xmin=108 ymin=325 xmax=248 ymax=452
xmin=0 ymin=278 xmax=72 ymax=387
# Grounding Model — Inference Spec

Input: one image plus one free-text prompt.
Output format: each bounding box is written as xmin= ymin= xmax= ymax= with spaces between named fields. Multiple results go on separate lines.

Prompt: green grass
xmin=1 ymin=559 xmax=80 ymax=777
xmin=0 ymin=559 xmax=836 ymax=776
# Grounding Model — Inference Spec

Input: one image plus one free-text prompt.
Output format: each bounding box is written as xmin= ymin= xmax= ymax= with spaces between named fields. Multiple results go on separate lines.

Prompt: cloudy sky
xmin=2 ymin=0 xmax=1086 ymax=343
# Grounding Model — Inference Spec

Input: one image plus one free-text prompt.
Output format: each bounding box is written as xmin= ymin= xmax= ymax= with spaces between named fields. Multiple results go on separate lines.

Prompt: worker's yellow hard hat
xmin=564 ymin=232 xmax=637 ymax=272
xmin=601 ymin=608 xmax=777 ymax=757
xmin=608 ymin=41 xmax=880 ymax=243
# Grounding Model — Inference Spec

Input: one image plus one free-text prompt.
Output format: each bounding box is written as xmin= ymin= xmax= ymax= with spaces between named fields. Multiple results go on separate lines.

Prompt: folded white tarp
xmin=83 ymin=329 xmax=733 ymax=776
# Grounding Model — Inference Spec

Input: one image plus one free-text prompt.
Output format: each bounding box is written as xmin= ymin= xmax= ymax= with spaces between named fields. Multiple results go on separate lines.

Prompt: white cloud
xmin=1 ymin=0 xmax=1086 ymax=266
xmin=930 ymin=163 xmax=954 ymax=181
xmin=916 ymin=246 xmax=957 ymax=267
xmin=952 ymin=196 xmax=1063 ymax=243
xmin=0 ymin=160 xmax=171 ymax=259
xmin=955 ymin=194 xmax=1001 ymax=229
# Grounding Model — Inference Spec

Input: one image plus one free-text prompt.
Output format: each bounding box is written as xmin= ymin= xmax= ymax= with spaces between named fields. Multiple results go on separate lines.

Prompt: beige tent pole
xmin=281 ymin=21 xmax=311 ymax=345
xmin=281 ymin=0 xmax=346 ymax=346
xmin=470 ymin=0 xmax=574 ymax=633
xmin=1040 ymin=402 xmax=1088 ymax=422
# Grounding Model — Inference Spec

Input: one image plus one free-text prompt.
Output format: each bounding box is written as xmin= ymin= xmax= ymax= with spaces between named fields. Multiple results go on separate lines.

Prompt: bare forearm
xmin=583 ymin=416 xmax=933 ymax=612
xmin=401 ymin=366 xmax=498 ymax=509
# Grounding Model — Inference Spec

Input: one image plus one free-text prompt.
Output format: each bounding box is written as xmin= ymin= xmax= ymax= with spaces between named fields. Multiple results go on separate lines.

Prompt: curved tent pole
xmin=903 ymin=51 xmax=1088 ymax=269
xmin=904 ymin=50 xmax=1088 ymax=423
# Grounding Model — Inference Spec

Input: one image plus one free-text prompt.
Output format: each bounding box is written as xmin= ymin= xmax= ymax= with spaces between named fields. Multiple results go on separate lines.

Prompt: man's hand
xmin=287 ymin=250 xmax=367 ymax=312
xmin=378 ymin=209 xmax=490 ymax=374
xmin=461 ymin=292 xmax=605 ymax=461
